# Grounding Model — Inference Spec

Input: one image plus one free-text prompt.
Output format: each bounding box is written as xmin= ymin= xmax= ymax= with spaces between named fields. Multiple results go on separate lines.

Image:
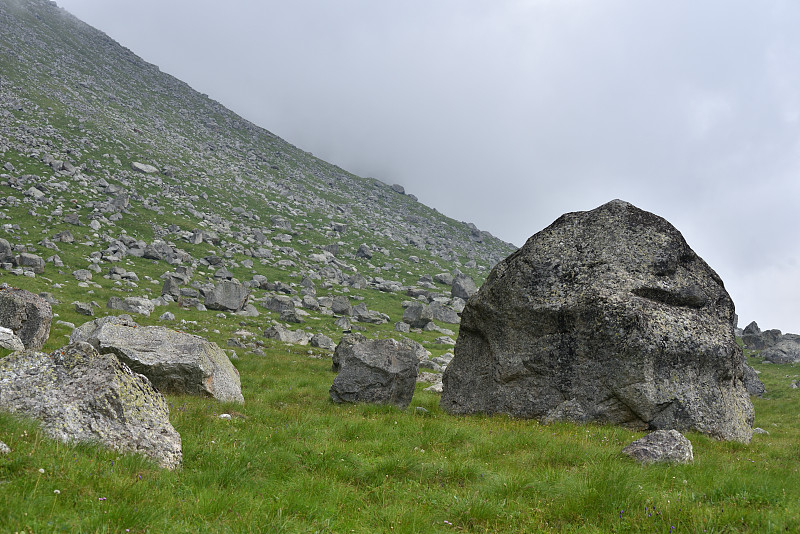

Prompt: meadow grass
xmin=1 ymin=344 xmax=798 ymax=533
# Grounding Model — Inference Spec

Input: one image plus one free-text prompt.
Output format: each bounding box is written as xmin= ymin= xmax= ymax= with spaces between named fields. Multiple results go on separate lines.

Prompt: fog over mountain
xmin=55 ymin=0 xmax=800 ymax=333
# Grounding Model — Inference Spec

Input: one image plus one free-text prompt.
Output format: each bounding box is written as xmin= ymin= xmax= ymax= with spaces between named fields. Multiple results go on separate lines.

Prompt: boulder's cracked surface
xmin=441 ymin=200 xmax=754 ymax=442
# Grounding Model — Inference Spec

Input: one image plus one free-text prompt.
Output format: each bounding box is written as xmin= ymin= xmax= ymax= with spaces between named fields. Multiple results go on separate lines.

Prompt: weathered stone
xmin=441 ymin=200 xmax=754 ymax=442
xmin=0 ymin=326 xmax=24 ymax=351
xmin=329 ymin=338 xmax=421 ymax=408
xmin=261 ymin=295 xmax=295 ymax=314
xmin=742 ymin=321 xmax=783 ymax=350
xmin=131 ymin=162 xmax=159 ymax=174
xmin=0 ymin=287 xmax=52 ymax=350
xmin=107 ymin=296 xmax=154 ymax=317
xmin=205 ymin=280 xmax=249 ymax=311
xmin=331 ymin=332 xmax=367 ymax=372
xmin=310 ymin=333 xmax=336 ymax=351
xmin=0 ymin=342 xmax=182 ymax=469
xmin=451 ymin=273 xmax=478 ymax=300
xmin=264 ymin=324 xmax=312 ymax=345
xmin=0 ymin=238 xmax=13 ymax=263
xmin=331 ymin=295 xmax=353 ymax=316
xmin=761 ymin=335 xmax=800 ymax=364
xmin=621 ymin=430 xmax=693 ymax=465
xmin=15 ymin=253 xmax=46 ymax=274
xmin=72 ymin=320 xmax=243 ymax=403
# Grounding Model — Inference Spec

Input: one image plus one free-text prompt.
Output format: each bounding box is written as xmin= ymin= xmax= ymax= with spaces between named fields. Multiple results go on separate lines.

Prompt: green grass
xmin=1 ymin=343 xmax=799 ymax=533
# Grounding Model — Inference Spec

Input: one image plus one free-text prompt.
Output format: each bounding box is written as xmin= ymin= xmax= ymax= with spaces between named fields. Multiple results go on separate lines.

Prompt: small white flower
xmin=53 ymin=489 xmax=61 ymax=494
xmin=38 ymin=468 xmax=45 ymax=474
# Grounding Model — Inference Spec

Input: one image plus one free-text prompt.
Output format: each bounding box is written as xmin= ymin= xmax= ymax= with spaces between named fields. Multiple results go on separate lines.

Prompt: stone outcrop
xmin=330 ymin=338 xmax=421 ymax=408
xmin=621 ymin=430 xmax=694 ymax=465
xmin=0 ymin=342 xmax=182 ymax=469
xmin=205 ymin=280 xmax=249 ymax=311
xmin=72 ymin=319 xmax=244 ymax=403
xmin=440 ymin=200 xmax=754 ymax=442
xmin=0 ymin=286 xmax=52 ymax=350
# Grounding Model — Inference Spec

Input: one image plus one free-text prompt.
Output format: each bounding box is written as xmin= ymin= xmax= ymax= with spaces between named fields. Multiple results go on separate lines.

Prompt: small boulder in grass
xmin=622 ymin=430 xmax=694 ymax=465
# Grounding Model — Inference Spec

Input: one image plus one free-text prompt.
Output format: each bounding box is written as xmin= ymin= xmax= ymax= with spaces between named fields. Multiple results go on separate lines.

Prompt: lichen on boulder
xmin=0 ymin=342 xmax=182 ymax=469
xmin=440 ymin=200 xmax=754 ymax=442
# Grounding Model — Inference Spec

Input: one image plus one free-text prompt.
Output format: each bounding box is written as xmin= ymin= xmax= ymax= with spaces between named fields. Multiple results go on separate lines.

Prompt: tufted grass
xmin=0 ymin=343 xmax=799 ymax=533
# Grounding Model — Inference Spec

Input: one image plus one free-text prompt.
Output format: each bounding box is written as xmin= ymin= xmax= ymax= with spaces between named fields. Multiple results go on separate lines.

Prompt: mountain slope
xmin=0 ymin=0 xmax=515 ymax=276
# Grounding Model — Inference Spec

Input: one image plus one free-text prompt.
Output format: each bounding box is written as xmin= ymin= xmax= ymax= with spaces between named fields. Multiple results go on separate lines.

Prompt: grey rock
xmin=621 ymin=430 xmax=693 ymax=465
xmin=131 ymin=162 xmax=159 ymax=174
xmin=0 ymin=441 xmax=9 ymax=455
xmin=440 ymin=200 xmax=754 ymax=442
xmin=205 ymin=280 xmax=249 ymax=311
xmin=394 ymin=321 xmax=411 ymax=333
xmin=261 ymin=295 xmax=295 ymax=314
xmin=329 ymin=338 xmax=421 ymax=409
xmin=73 ymin=269 xmax=92 ymax=281
xmin=331 ymin=295 xmax=353 ymax=316
xmin=280 ymin=308 xmax=304 ymax=323
xmin=451 ymin=273 xmax=478 ymax=300
xmin=0 ymin=238 xmax=14 ymax=263
xmin=356 ymin=244 xmax=373 ymax=259
xmin=0 ymin=342 xmax=182 ymax=469
xmin=159 ymin=312 xmax=175 ymax=321
xmin=107 ymin=296 xmax=155 ymax=317
xmin=310 ymin=333 xmax=336 ymax=351
xmin=434 ymin=273 xmax=454 ymax=286
xmin=331 ymin=332 xmax=367 ymax=372
xmin=761 ymin=336 xmax=800 ymax=364
xmin=74 ymin=302 xmax=94 ymax=316
xmin=16 ymin=253 xmax=46 ymax=274
xmin=264 ymin=324 xmax=312 ymax=345
xmin=0 ymin=287 xmax=52 ymax=350
xmin=0 ymin=326 xmax=25 ymax=351
xmin=742 ymin=321 xmax=783 ymax=350
xmin=75 ymin=321 xmax=243 ymax=403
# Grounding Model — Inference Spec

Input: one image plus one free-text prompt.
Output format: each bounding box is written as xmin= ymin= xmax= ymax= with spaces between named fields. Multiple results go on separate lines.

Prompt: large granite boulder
xmin=72 ymin=319 xmax=243 ymax=403
xmin=330 ymin=338 xmax=422 ymax=408
xmin=440 ymin=200 xmax=754 ymax=442
xmin=205 ymin=280 xmax=249 ymax=311
xmin=264 ymin=324 xmax=312 ymax=346
xmin=0 ymin=286 xmax=52 ymax=350
xmin=0 ymin=342 xmax=182 ymax=469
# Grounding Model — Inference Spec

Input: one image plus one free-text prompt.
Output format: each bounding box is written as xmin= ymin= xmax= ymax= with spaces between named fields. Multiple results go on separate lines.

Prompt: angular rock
xmin=742 ymin=321 xmax=783 ymax=350
xmin=264 ymin=324 xmax=312 ymax=345
xmin=73 ymin=320 xmax=243 ymax=403
xmin=331 ymin=295 xmax=353 ymax=316
xmin=205 ymin=280 xmax=249 ymax=311
xmin=329 ymin=338 xmax=421 ymax=409
xmin=440 ymin=200 xmax=754 ymax=442
xmin=107 ymin=296 xmax=155 ymax=317
xmin=621 ymin=430 xmax=693 ymax=465
xmin=761 ymin=336 xmax=800 ymax=364
xmin=15 ymin=252 xmax=45 ymax=274
xmin=0 ymin=238 xmax=13 ymax=263
xmin=0 ymin=342 xmax=182 ymax=469
xmin=331 ymin=332 xmax=367 ymax=372
xmin=0 ymin=326 xmax=25 ymax=351
xmin=310 ymin=333 xmax=336 ymax=351
xmin=131 ymin=162 xmax=159 ymax=174
xmin=451 ymin=273 xmax=478 ymax=300
xmin=0 ymin=287 xmax=52 ymax=350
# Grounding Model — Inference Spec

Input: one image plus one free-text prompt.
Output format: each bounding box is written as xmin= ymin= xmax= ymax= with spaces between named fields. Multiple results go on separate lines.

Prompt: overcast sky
xmin=55 ymin=0 xmax=800 ymax=333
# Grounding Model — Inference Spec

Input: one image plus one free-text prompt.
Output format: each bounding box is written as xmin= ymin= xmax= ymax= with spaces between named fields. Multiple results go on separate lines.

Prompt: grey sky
xmin=55 ymin=0 xmax=800 ymax=333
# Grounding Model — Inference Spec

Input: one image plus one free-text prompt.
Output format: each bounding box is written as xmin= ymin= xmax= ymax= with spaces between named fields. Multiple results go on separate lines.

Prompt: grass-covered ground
xmin=1 ymin=343 xmax=798 ymax=533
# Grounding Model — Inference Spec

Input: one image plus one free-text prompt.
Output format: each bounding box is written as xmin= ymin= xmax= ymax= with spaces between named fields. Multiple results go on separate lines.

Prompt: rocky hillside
xmin=0 ymin=0 xmax=516 ymax=357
